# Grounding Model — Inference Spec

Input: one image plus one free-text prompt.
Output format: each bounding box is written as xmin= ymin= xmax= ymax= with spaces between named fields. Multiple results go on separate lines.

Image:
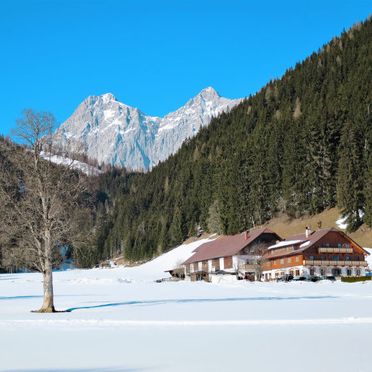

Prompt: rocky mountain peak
xmin=53 ymin=87 xmax=242 ymax=171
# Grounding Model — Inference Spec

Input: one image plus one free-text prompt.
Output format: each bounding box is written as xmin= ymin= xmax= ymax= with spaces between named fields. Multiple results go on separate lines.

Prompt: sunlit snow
xmin=1 ymin=242 xmax=372 ymax=371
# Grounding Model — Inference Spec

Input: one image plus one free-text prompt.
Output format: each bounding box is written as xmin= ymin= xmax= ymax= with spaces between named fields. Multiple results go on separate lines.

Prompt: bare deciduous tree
xmin=252 ymin=243 xmax=269 ymax=281
xmin=0 ymin=109 xmax=87 ymax=312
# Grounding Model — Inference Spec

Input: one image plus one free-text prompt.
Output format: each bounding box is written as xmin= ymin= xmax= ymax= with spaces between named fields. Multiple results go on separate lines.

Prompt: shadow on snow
xmin=65 ymin=295 xmax=337 ymax=312
xmin=0 ymin=295 xmax=43 ymax=300
xmin=3 ymin=368 xmax=150 ymax=372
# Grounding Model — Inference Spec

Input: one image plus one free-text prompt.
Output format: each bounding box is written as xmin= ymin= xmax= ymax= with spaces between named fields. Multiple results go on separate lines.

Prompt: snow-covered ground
xmin=1 ymin=241 xmax=372 ymax=372
xmin=40 ymin=151 xmax=101 ymax=176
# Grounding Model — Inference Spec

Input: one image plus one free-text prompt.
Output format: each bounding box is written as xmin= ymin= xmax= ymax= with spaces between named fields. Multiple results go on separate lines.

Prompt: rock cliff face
xmin=54 ymin=87 xmax=242 ymax=171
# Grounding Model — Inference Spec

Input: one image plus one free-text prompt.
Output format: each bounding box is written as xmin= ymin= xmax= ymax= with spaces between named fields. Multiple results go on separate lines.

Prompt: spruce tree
xmin=336 ymin=121 xmax=365 ymax=231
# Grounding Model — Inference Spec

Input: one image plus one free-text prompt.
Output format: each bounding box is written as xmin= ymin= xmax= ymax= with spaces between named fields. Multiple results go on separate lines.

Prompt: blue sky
xmin=0 ymin=0 xmax=371 ymax=136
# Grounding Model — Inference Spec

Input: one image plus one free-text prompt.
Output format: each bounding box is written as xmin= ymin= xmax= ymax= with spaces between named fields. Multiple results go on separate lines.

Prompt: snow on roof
xmin=300 ymin=240 xmax=311 ymax=248
xmin=268 ymin=240 xmax=304 ymax=250
xmin=273 ymin=228 xmax=369 ymax=256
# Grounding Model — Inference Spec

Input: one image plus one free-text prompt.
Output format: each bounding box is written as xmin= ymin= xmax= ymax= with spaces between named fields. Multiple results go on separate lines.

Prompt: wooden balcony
xmin=304 ymin=260 xmax=368 ymax=267
xmin=318 ymin=247 xmax=353 ymax=254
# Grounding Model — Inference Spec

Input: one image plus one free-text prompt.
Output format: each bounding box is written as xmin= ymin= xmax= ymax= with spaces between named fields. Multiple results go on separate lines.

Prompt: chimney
xmin=305 ymin=226 xmax=312 ymax=238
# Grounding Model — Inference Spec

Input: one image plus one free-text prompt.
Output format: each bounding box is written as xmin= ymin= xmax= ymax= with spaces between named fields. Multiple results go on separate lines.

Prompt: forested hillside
xmin=92 ymin=18 xmax=372 ymax=262
xmin=0 ymin=135 xmax=99 ymax=270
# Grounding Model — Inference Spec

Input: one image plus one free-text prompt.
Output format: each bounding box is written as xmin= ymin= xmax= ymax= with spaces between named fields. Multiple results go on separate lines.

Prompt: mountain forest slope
xmin=91 ymin=18 xmax=372 ymax=262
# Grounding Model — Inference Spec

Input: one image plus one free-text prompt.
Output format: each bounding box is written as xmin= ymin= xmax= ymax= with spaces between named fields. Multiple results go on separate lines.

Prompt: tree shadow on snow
xmin=3 ymin=368 xmax=151 ymax=372
xmin=0 ymin=295 xmax=43 ymax=300
xmin=0 ymin=294 xmax=96 ymax=301
xmin=65 ymin=295 xmax=337 ymax=312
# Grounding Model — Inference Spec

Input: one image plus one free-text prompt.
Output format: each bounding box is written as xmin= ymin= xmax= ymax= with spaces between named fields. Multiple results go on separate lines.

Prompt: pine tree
xmin=365 ymin=153 xmax=372 ymax=227
xmin=206 ymin=199 xmax=224 ymax=234
xmin=336 ymin=121 xmax=365 ymax=231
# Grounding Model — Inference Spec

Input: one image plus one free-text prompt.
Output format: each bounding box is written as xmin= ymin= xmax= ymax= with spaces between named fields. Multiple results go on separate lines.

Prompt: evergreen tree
xmin=206 ymin=199 xmax=224 ymax=234
xmin=336 ymin=121 xmax=365 ymax=231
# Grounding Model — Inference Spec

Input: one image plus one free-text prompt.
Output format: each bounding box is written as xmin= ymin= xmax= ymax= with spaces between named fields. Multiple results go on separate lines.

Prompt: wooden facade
xmin=263 ymin=254 xmax=304 ymax=271
xmin=262 ymin=228 xmax=369 ymax=280
xmin=224 ymin=256 xmax=233 ymax=269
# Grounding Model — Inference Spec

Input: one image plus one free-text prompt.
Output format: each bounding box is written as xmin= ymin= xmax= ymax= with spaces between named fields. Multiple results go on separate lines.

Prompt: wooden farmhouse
xmin=262 ymin=227 xmax=370 ymax=280
xmin=182 ymin=228 xmax=282 ymax=282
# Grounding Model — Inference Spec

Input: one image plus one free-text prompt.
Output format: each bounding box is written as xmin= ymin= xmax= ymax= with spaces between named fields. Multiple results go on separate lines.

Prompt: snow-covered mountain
xmin=53 ymin=87 xmax=242 ymax=171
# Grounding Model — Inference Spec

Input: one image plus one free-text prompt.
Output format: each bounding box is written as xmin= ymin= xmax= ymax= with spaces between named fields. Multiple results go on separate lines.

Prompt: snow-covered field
xmin=1 ymin=241 xmax=372 ymax=372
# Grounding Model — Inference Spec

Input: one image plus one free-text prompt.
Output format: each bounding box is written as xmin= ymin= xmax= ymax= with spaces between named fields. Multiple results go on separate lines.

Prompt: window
xmin=295 ymin=256 xmax=299 ymax=262
xmin=280 ymin=259 xmax=284 ymax=264
xmin=346 ymin=269 xmax=352 ymax=276
xmin=287 ymin=257 xmax=291 ymax=264
xmin=202 ymin=261 xmax=208 ymax=271
xmin=309 ymin=256 xmax=314 ymax=260
xmin=212 ymin=258 xmax=220 ymax=271
xmin=224 ymin=256 xmax=233 ymax=269
xmin=295 ymin=270 xmax=300 ymax=276
xmin=310 ymin=268 xmax=315 ymax=276
xmin=345 ymin=256 xmax=350 ymax=261
xmin=332 ymin=268 xmax=341 ymax=276
xmin=320 ymin=268 xmax=324 ymax=276
xmin=356 ymin=269 xmax=361 ymax=276
xmin=333 ymin=255 xmax=339 ymax=261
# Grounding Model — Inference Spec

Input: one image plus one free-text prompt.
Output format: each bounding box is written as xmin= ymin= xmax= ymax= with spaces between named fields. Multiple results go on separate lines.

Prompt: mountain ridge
xmin=53 ymin=87 xmax=242 ymax=171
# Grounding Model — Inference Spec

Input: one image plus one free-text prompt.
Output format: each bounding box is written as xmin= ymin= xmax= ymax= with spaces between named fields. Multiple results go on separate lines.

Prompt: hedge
xmin=341 ymin=276 xmax=372 ymax=283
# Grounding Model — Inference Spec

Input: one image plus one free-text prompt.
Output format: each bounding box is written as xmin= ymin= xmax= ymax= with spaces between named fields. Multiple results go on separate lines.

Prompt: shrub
xmin=341 ymin=276 xmax=372 ymax=283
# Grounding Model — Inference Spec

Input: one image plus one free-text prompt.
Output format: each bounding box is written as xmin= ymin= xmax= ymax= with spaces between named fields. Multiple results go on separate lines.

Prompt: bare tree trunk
xmin=37 ymin=230 xmax=55 ymax=313
xmin=38 ymin=264 xmax=55 ymax=313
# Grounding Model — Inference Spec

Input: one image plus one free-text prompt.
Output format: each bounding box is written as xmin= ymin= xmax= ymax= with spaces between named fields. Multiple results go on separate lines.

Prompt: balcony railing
xmin=318 ymin=247 xmax=353 ymax=254
xmin=304 ymin=260 xmax=368 ymax=267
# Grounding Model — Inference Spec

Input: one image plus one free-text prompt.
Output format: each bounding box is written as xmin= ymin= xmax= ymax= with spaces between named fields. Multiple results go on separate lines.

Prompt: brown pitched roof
xmin=265 ymin=227 xmax=369 ymax=259
xmin=183 ymin=228 xmax=280 ymax=265
xmin=286 ymin=228 xmax=336 ymax=247
xmin=288 ymin=227 xmax=369 ymax=253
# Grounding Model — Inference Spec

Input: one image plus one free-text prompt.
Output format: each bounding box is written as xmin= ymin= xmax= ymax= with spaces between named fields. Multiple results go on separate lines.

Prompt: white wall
xmin=262 ymin=265 xmax=367 ymax=280
xmin=219 ymin=257 xmax=224 ymax=270
xmin=210 ymin=274 xmax=238 ymax=284
xmin=232 ymin=255 xmax=239 ymax=269
xmin=208 ymin=260 xmax=213 ymax=272
xmin=262 ymin=265 xmax=305 ymax=280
